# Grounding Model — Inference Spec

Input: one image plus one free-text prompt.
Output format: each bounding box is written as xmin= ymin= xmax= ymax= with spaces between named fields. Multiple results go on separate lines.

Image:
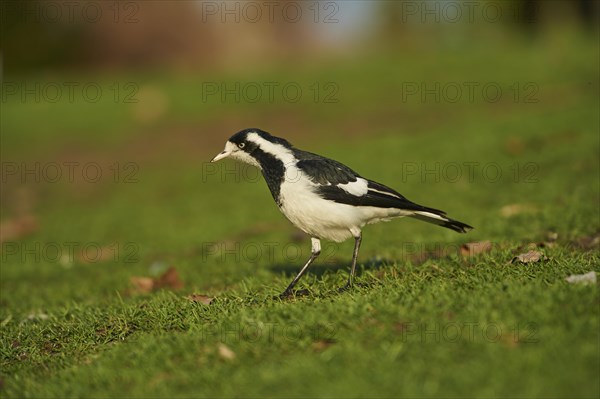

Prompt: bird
xmin=211 ymin=128 xmax=472 ymax=297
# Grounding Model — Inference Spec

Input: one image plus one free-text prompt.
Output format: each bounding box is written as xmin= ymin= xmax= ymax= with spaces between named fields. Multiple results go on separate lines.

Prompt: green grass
xmin=1 ymin=33 xmax=599 ymax=398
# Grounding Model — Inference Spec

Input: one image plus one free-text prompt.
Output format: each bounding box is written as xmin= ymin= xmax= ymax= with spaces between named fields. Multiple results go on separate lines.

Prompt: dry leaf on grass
xmin=154 ymin=266 xmax=184 ymax=290
xmin=186 ymin=294 xmax=214 ymax=305
xmin=129 ymin=266 xmax=183 ymax=294
xmin=217 ymin=343 xmax=236 ymax=361
xmin=500 ymin=204 xmax=538 ymax=218
xmin=312 ymin=339 xmax=336 ymax=352
xmin=460 ymin=241 xmax=492 ymax=257
xmin=77 ymin=245 xmax=121 ymax=264
xmin=565 ymin=271 xmax=596 ymax=285
xmin=573 ymin=234 xmax=600 ymax=250
xmin=511 ymin=251 xmax=547 ymax=264
xmin=504 ymin=136 xmax=525 ymax=156
xmin=533 ymin=232 xmax=559 ymax=249
xmin=0 ymin=215 xmax=39 ymax=243
xmin=130 ymin=277 xmax=154 ymax=293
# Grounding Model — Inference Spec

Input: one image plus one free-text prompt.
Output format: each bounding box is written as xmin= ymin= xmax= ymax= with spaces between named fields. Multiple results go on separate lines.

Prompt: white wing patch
xmin=414 ymin=211 xmax=448 ymax=222
xmin=367 ymin=186 xmax=403 ymax=199
xmin=338 ymin=178 xmax=369 ymax=196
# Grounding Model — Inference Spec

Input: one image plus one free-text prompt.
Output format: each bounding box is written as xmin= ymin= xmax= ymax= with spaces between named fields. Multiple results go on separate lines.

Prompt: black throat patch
xmin=251 ymin=147 xmax=286 ymax=206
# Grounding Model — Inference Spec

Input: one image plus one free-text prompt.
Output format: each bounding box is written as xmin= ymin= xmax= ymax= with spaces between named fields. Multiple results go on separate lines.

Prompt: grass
xmin=1 ymin=32 xmax=599 ymax=398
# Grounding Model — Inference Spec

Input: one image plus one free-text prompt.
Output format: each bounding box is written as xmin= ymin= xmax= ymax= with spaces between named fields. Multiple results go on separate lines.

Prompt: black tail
xmin=409 ymin=209 xmax=473 ymax=233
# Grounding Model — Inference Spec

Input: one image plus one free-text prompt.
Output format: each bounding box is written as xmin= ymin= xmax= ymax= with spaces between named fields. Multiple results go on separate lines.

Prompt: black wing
xmin=317 ymin=178 xmax=441 ymax=213
xmin=295 ymin=150 xmax=360 ymax=185
xmin=294 ymin=151 xmax=421 ymax=210
xmin=295 ymin=152 xmax=472 ymax=233
xmin=318 ymin=179 xmax=472 ymax=233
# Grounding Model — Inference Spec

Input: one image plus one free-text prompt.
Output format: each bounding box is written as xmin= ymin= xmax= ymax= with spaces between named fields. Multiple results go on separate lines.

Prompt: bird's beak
xmin=211 ymin=149 xmax=231 ymax=162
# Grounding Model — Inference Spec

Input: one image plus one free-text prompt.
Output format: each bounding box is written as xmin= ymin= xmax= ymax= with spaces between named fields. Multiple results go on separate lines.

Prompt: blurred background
xmin=2 ymin=1 xmax=598 ymax=73
xmin=2 ymin=3 xmax=599 ymax=396
xmin=0 ymin=0 xmax=598 ymax=296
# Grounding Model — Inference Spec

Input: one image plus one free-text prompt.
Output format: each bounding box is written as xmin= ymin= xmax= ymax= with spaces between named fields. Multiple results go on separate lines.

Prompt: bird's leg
xmin=280 ymin=238 xmax=321 ymax=298
xmin=339 ymin=232 xmax=362 ymax=292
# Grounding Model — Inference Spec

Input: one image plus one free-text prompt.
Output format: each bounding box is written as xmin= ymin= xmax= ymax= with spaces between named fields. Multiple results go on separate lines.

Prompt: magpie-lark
xmin=212 ymin=128 xmax=472 ymax=297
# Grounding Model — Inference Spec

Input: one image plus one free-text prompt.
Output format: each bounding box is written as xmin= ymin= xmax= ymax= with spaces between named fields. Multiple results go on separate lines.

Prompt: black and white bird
xmin=212 ymin=128 xmax=472 ymax=297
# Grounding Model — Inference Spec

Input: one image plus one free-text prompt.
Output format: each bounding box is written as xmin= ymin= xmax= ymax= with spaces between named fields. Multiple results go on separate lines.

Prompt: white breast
xmin=277 ymin=166 xmax=404 ymax=242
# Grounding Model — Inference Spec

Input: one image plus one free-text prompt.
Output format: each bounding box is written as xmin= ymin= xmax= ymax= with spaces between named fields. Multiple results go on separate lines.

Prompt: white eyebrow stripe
xmin=247 ymin=132 xmax=295 ymax=164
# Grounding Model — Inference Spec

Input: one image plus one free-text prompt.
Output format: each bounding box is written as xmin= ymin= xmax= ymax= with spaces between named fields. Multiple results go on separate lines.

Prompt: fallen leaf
xmin=154 ymin=266 xmax=184 ymax=290
xmin=217 ymin=343 xmax=236 ymax=361
xmin=0 ymin=215 xmax=39 ymax=243
xmin=186 ymin=294 xmax=214 ymax=305
xmin=460 ymin=241 xmax=492 ymax=257
xmin=511 ymin=251 xmax=547 ymax=264
xmin=500 ymin=204 xmax=538 ymax=218
xmin=573 ymin=234 xmax=600 ymax=250
xmin=312 ymin=339 xmax=336 ymax=352
xmin=504 ymin=136 xmax=525 ymax=155
xmin=565 ymin=271 xmax=596 ymax=285
xmin=130 ymin=277 xmax=154 ymax=293
xmin=128 ymin=266 xmax=183 ymax=294
xmin=77 ymin=245 xmax=120 ymax=264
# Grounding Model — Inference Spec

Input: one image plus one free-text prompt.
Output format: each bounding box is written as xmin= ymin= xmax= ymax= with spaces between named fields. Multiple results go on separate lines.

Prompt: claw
xmin=337 ymin=282 xmax=352 ymax=293
xmin=276 ymin=288 xmax=310 ymax=300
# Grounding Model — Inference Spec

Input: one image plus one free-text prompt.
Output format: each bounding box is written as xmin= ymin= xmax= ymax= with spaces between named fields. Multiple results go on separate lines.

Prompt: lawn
xmin=1 ymin=32 xmax=599 ymax=398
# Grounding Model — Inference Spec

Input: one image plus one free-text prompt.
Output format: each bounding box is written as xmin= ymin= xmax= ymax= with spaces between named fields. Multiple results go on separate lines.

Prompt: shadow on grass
xmin=268 ymin=257 xmax=396 ymax=279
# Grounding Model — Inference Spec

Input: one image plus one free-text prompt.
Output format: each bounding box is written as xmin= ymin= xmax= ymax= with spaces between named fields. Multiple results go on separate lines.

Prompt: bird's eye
xmin=238 ymin=143 xmax=245 ymax=149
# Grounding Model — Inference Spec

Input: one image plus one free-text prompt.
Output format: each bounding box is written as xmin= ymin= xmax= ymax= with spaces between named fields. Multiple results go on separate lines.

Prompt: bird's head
xmin=211 ymin=128 xmax=293 ymax=168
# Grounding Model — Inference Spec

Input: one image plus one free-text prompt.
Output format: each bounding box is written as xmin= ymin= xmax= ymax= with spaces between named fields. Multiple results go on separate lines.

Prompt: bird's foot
xmin=337 ymin=282 xmax=352 ymax=293
xmin=337 ymin=281 xmax=370 ymax=293
xmin=276 ymin=288 xmax=310 ymax=300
